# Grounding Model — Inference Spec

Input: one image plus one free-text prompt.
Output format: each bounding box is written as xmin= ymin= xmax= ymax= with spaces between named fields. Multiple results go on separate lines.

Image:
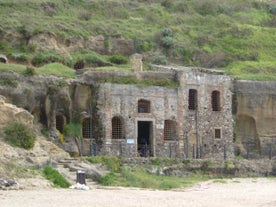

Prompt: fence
xmin=235 ymin=142 xmax=276 ymax=160
xmin=87 ymin=140 xmax=276 ymax=160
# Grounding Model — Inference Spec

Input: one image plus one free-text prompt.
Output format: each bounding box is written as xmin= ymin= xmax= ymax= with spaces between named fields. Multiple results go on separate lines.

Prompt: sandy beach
xmin=0 ymin=178 xmax=275 ymax=207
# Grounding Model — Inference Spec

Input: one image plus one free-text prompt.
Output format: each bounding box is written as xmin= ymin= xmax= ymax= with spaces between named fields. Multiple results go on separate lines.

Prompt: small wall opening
xmin=164 ymin=120 xmax=177 ymax=141
xmin=214 ymin=128 xmax=221 ymax=139
xmin=138 ymin=99 xmax=150 ymax=113
xmin=112 ymin=116 xmax=124 ymax=140
xmin=56 ymin=114 xmax=65 ymax=133
xmin=82 ymin=117 xmax=92 ymax=138
xmin=188 ymin=89 xmax=198 ymax=110
xmin=212 ymin=90 xmax=221 ymax=111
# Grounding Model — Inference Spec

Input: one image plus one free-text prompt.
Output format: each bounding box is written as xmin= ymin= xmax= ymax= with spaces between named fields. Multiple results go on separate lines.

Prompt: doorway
xmin=137 ymin=121 xmax=153 ymax=157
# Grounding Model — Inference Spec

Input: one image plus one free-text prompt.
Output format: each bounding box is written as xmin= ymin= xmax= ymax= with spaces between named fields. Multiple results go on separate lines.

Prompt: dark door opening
xmin=137 ymin=121 xmax=153 ymax=157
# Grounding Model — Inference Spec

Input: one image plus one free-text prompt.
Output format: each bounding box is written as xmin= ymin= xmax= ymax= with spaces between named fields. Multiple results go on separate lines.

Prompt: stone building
xmin=87 ymin=65 xmax=234 ymax=159
xmin=0 ymin=64 xmax=234 ymax=160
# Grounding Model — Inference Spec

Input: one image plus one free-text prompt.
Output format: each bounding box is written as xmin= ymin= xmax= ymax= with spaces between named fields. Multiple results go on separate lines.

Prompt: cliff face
xmin=234 ymin=81 xmax=276 ymax=154
xmin=0 ymin=71 xmax=275 ymax=158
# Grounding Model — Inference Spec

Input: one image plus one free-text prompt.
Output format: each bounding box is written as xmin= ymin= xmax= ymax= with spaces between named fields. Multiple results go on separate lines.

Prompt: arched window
xmin=112 ymin=116 xmax=124 ymax=139
xmin=212 ymin=90 xmax=221 ymax=111
xmin=138 ymin=99 xmax=150 ymax=113
xmin=82 ymin=117 xmax=92 ymax=138
xmin=164 ymin=120 xmax=177 ymax=141
xmin=188 ymin=89 xmax=197 ymax=110
xmin=56 ymin=114 xmax=65 ymax=133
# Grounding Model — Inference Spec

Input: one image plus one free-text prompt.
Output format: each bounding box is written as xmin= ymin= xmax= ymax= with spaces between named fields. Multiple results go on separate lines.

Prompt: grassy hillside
xmin=0 ymin=0 xmax=276 ymax=80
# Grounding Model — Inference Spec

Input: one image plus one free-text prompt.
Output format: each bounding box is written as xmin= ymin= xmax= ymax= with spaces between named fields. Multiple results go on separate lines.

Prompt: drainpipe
xmin=89 ymin=102 xmax=94 ymax=156
xmin=195 ymin=104 xmax=199 ymax=159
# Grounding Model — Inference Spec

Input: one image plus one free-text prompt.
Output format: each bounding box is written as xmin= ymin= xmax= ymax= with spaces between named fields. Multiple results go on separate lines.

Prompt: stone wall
xmin=233 ymin=81 xmax=276 ymax=157
xmin=96 ymin=67 xmax=234 ymax=159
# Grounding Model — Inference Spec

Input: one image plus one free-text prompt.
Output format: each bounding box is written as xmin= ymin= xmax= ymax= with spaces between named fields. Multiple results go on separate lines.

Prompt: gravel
xmin=0 ymin=178 xmax=275 ymax=207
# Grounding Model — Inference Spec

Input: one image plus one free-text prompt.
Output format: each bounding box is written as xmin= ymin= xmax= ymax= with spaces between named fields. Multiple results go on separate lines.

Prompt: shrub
xmin=194 ymin=1 xmax=216 ymax=16
xmin=78 ymin=10 xmax=91 ymax=21
xmin=84 ymin=55 xmax=107 ymax=67
xmin=161 ymin=0 xmax=173 ymax=9
xmin=268 ymin=3 xmax=276 ymax=15
xmin=64 ymin=123 xmax=82 ymax=138
xmin=134 ymin=39 xmax=152 ymax=53
xmin=161 ymin=28 xmax=173 ymax=37
xmin=32 ymin=51 xmax=65 ymax=66
xmin=4 ymin=122 xmax=36 ymax=149
xmin=87 ymin=156 xmax=121 ymax=173
xmin=100 ymin=172 xmax=117 ymax=185
xmin=10 ymin=53 xmax=29 ymax=62
xmin=43 ymin=166 xmax=70 ymax=188
xmin=108 ymin=55 xmax=128 ymax=65
xmin=0 ymin=78 xmax=19 ymax=88
xmin=161 ymin=36 xmax=174 ymax=49
xmin=150 ymin=53 xmax=168 ymax=65
xmin=24 ymin=66 xmax=37 ymax=76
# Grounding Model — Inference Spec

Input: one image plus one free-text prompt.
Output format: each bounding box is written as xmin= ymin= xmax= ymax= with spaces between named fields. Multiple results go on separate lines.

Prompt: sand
xmin=0 ymin=178 xmax=275 ymax=207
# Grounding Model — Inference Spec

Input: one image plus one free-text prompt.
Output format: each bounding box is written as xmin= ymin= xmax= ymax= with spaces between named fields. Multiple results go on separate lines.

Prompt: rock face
xmin=234 ymin=81 xmax=276 ymax=157
xmin=28 ymin=32 xmax=134 ymax=57
xmin=0 ymin=95 xmax=33 ymax=135
xmin=0 ymin=97 xmax=69 ymax=180
xmin=0 ymin=67 xmax=275 ymax=161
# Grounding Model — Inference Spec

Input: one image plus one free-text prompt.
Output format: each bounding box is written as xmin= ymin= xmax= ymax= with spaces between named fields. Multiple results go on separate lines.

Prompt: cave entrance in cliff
xmin=56 ymin=114 xmax=65 ymax=133
xmin=137 ymin=121 xmax=153 ymax=157
xmin=237 ymin=114 xmax=260 ymax=154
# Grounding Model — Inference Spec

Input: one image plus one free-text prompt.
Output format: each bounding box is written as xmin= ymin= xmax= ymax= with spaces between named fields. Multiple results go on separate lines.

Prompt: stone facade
xmin=0 ymin=66 xmax=235 ymax=159
xmin=96 ymin=66 xmax=234 ymax=159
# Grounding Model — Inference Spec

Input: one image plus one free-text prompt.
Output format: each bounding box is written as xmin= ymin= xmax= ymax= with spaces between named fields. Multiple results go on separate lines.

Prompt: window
xmin=212 ymin=90 xmax=221 ymax=111
xmin=82 ymin=117 xmax=92 ymax=138
xmin=138 ymin=99 xmax=150 ymax=113
xmin=164 ymin=120 xmax=177 ymax=141
xmin=188 ymin=89 xmax=197 ymax=110
xmin=112 ymin=116 xmax=124 ymax=139
xmin=214 ymin=128 xmax=221 ymax=139
xmin=56 ymin=115 xmax=65 ymax=133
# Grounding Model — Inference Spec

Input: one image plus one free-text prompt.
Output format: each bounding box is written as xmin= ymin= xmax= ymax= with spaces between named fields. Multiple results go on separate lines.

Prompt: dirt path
xmin=0 ymin=178 xmax=275 ymax=207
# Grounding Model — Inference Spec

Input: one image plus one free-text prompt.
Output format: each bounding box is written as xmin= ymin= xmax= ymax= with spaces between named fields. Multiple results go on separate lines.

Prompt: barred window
xmin=138 ymin=99 xmax=150 ymax=113
xmin=188 ymin=89 xmax=197 ymax=110
xmin=56 ymin=115 xmax=65 ymax=133
xmin=112 ymin=116 xmax=123 ymax=139
xmin=214 ymin=128 xmax=221 ymax=139
xmin=212 ymin=90 xmax=221 ymax=111
xmin=82 ymin=117 xmax=92 ymax=138
xmin=164 ymin=120 xmax=177 ymax=141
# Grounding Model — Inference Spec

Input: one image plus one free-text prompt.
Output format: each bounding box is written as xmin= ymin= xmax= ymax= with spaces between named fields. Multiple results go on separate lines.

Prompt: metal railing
xmin=88 ymin=141 xmax=275 ymax=160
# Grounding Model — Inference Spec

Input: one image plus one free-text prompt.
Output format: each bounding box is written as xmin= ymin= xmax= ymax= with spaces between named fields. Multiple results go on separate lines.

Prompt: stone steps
xmin=54 ymin=158 xmax=106 ymax=189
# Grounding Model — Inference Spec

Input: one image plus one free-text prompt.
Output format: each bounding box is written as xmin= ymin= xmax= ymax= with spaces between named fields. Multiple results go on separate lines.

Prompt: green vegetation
xmin=0 ymin=0 xmax=275 ymax=80
xmin=0 ymin=160 xmax=40 ymax=179
xmin=37 ymin=63 xmax=75 ymax=78
xmin=43 ymin=166 xmax=70 ymax=188
xmin=0 ymin=62 xmax=76 ymax=79
xmin=86 ymin=156 xmax=121 ymax=173
xmin=3 ymin=122 xmax=36 ymax=150
xmin=87 ymin=156 xmax=207 ymax=190
xmin=100 ymin=167 xmax=208 ymax=190
xmin=0 ymin=77 xmax=18 ymax=88
xmin=64 ymin=123 xmax=82 ymax=138
xmin=101 ymin=76 xmax=179 ymax=88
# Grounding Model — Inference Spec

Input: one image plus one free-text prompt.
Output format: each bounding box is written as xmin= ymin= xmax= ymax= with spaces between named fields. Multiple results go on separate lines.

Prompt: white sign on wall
xmin=127 ymin=139 xmax=135 ymax=144
xmin=156 ymin=124 xmax=164 ymax=129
